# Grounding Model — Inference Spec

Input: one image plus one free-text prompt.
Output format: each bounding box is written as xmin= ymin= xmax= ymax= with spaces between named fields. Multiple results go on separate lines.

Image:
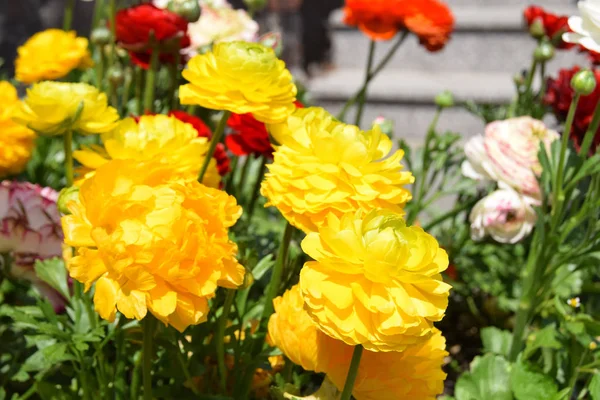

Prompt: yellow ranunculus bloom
xmin=13 ymin=82 xmax=119 ymax=137
xmin=0 ymin=82 xmax=35 ymax=177
xmin=261 ymin=107 xmax=414 ymax=234
xmin=299 ymin=209 xmax=451 ymax=352
xmin=268 ymin=285 xmax=448 ymax=400
xmin=267 ymin=285 xmax=331 ymax=373
xmin=73 ymin=115 xmax=220 ymax=188
xmin=179 ymin=41 xmax=297 ymax=124
xmin=61 ymin=160 xmax=245 ymax=332
xmin=15 ymin=29 xmax=93 ymax=84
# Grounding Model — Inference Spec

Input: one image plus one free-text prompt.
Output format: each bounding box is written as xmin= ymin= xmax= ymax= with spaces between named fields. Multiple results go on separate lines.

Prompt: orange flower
xmin=343 ymin=0 xmax=454 ymax=51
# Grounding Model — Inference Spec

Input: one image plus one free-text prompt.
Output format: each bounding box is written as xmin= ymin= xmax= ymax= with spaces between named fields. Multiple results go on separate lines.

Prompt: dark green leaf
xmin=481 ymin=327 xmax=513 ymax=358
xmin=590 ymin=373 xmax=600 ymax=400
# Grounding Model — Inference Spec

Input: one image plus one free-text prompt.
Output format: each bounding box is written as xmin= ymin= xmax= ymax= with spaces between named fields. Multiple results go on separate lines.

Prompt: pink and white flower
xmin=469 ymin=189 xmax=537 ymax=244
xmin=462 ymin=117 xmax=559 ymax=204
xmin=0 ymin=181 xmax=65 ymax=311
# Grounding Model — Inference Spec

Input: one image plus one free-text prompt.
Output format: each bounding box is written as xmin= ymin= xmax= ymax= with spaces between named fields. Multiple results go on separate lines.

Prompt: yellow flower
xmin=267 ymin=285 xmax=332 ymax=372
xmin=15 ymin=29 xmax=93 ymax=84
xmin=299 ymin=209 xmax=451 ymax=352
xmin=324 ymin=329 xmax=448 ymax=400
xmin=268 ymin=285 xmax=448 ymax=400
xmin=13 ymin=82 xmax=119 ymax=137
xmin=0 ymin=82 xmax=35 ymax=177
xmin=61 ymin=160 xmax=245 ymax=331
xmin=73 ymin=115 xmax=220 ymax=188
xmin=179 ymin=41 xmax=297 ymax=123
xmin=261 ymin=107 xmax=414 ymax=234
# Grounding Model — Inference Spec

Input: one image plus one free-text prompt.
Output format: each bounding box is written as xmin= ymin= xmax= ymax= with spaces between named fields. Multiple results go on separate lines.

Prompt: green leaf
xmin=526 ymin=325 xmax=562 ymax=355
xmin=481 ymin=327 xmax=513 ymax=358
xmin=455 ymin=354 xmax=513 ymax=400
xmin=590 ymin=373 xmax=600 ymax=400
xmin=34 ymin=258 xmax=70 ymax=300
xmin=551 ymin=388 xmax=571 ymax=400
xmin=510 ymin=361 xmax=558 ymax=400
xmin=22 ymin=343 xmax=75 ymax=374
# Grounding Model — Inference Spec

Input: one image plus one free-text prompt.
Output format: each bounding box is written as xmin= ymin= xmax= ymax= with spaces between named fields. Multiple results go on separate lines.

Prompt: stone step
xmin=303 ymin=68 xmax=562 ymax=141
xmin=329 ymin=5 xmax=583 ymax=73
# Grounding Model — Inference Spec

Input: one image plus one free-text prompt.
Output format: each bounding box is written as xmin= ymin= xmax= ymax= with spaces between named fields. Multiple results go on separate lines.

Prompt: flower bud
xmin=57 ymin=186 xmax=79 ymax=215
xmin=571 ymin=69 xmax=597 ymax=95
xmin=109 ymin=67 xmax=125 ymax=86
xmin=168 ymin=0 xmax=201 ymax=23
xmin=513 ymin=72 xmax=526 ymax=87
xmin=259 ymin=32 xmax=283 ymax=57
xmin=91 ymin=26 xmax=111 ymax=46
xmin=372 ymin=116 xmax=393 ymax=137
xmin=529 ymin=18 xmax=545 ymax=39
xmin=434 ymin=90 xmax=455 ymax=108
xmin=534 ymin=41 xmax=555 ymax=62
xmin=244 ymin=0 xmax=267 ymax=12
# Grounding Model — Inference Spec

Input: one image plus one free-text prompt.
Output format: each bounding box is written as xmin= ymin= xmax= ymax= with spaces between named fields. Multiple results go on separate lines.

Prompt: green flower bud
xmin=91 ymin=26 xmax=111 ymax=46
xmin=259 ymin=32 xmax=283 ymax=57
xmin=57 ymin=186 xmax=80 ymax=215
xmin=434 ymin=90 xmax=455 ymax=108
xmin=372 ymin=116 xmax=394 ymax=137
xmin=109 ymin=67 xmax=125 ymax=86
xmin=513 ymin=72 xmax=526 ymax=87
xmin=244 ymin=0 xmax=267 ymax=12
xmin=534 ymin=41 xmax=555 ymax=62
xmin=529 ymin=18 xmax=545 ymax=40
xmin=571 ymin=70 xmax=597 ymax=95
xmin=168 ymin=1 xmax=201 ymax=23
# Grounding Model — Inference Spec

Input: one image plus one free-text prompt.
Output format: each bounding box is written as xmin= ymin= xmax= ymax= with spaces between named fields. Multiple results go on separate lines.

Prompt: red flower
xmin=225 ymin=102 xmax=305 ymax=159
xmin=544 ymin=66 xmax=600 ymax=154
xmin=446 ymin=264 xmax=458 ymax=281
xmin=226 ymin=113 xmax=273 ymax=159
xmin=114 ymin=4 xmax=190 ymax=69
xmin=168 ymin=111 xmax=231 ymax=176
xmin=523 ymin=6 xmax=572 ymax=50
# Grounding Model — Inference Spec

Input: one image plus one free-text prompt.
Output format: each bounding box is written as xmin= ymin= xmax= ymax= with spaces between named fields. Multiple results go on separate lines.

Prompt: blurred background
xmin=0 ymin=0 xmax=581 ymax=144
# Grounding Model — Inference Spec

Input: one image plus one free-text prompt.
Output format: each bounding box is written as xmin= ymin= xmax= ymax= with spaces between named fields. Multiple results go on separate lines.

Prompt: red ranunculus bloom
xmin=523 ymin=5 xmax=572 ymax=49
xmin=169 ymin=111 xmax=231 ymax=176
xmin=226 ymin=113 xmax=273 ymax=159
xmin=545 ymin=66 xmax=600 ymax=154
xmin=114 ymin=4 xmax=190 ymax=69
xmin=225 ymin=102 xmax=305 ymax=159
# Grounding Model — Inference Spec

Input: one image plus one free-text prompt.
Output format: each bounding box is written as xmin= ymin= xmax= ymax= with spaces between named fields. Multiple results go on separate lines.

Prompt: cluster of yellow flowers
xmin=5 ymin=29 xmax=451 ymax=397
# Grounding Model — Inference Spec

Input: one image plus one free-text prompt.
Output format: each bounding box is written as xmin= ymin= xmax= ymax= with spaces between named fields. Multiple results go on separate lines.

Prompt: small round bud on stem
xmin=571 ymin=69 xmax=597 ymax=95
xmin=534 ymin=41 xmax=555 ymax=62
xmin=529 ymin=18 xmax=546 ymax=40
xmin=169 ymin=1 xmax=201 ymax=23
xmin=109 ymin=67 xmax=125 ymax=86
xmin=435 ymin=90 xmax=455 ymax=108
xmin=91 ymin=26 xmax=111 ymax=46
xmin=244 ymin=0 xmax=267 ymax=13
xmin=57 ymin=186 xmax=80 ymax=215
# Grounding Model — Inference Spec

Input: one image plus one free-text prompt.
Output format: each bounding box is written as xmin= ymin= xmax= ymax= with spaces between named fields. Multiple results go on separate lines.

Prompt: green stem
xmin=169 ymin=51 xmax=181 ymax=111
xmin=142 ymin=317 xmax=155 ymax=400
xmin=114 ymin=330 xmax=126 ymax=400
xmin=408 ymin=107 xmax=442 ymax=225
xmin=538 ymin=61 xmax=547 ymax=99
xmin=109 ymin=0 xmax=117 ymax=66
xmin=172 ymin=333 xmax=200 ymax=395
xmin=261 ymin=222 xmax=294 ymax=319
xmin=64 ymin=129 xmax=74 ymax=186
xmin=337 ymin=31 xmax=408 ymax=122
xmin=97 ymin=47 xmax=106 ymax=90
xmin=580 ymin=99 xmax=600 ymax=156
xmin=354 ymin=40 xmax=376 ymax=127
xmin=422 ymin=196 xmax=477 ymax=232
xmin=92 ymin=0 xmax=105 ymax=29
xmin=199 ymin=111 xmax=231 ymax=182
xmin=523 ymin=58 xmax=538 ymax=96
xmin=246 ymin=156 xmax=267 ymax=222
xmin=340 ymin=345 xmax=364 ymax=400
xmin=143 ymin=46 xmax=159 ymax=113
xmin=237 ymin=155 xmax=252 ymax=199
xmin=224 ymin=155 xmax=238 ymax=195
xmin=553 ymin=94 xmax=581 ymax=222
xmin=135 ymin=66 xmax=144 ymax=116
xmin=568 ymin=348 xmax=590 ymax=400
xmin=130 ymin=351 xmax=142 ymax=400
xmin=216 ymin=290 xmax=236 ymax=393
xmin=63 ymin=0 xmax=75 ymax=30
xmin=121 ymin=68 xmax=133 ymax=116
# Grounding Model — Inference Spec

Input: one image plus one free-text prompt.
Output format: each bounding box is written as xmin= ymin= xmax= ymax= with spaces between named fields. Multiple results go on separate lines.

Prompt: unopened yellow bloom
xmin=73 ymin=115 xmax=220 ymax=187
xmin=61 ymin=160 xmax=245 ymax=331
xmin=15 ymin=29 xmax=93 ymax=84
xmin=300 ymin=210 xmax=451 ymax=352
xmin=261 ymin=107 xmax=414 ymax=233
xmin=179 ymin=41 xmax=297 ymax=123
xmin=0 ymin=82 xmax=35 ymax=177
xmin=268 ymin=285 xmax=448 ymax=400
xmin=13 ymin=82 xmax=119 ymax=136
